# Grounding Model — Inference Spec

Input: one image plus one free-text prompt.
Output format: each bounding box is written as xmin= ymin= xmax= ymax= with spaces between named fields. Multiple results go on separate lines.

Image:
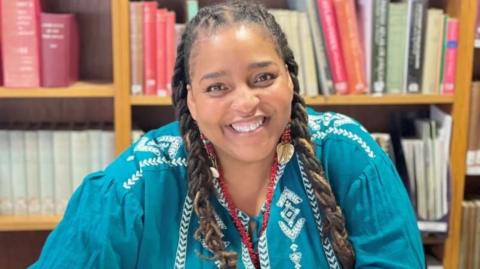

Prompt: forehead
xmin=189 ymin=24 xmax=282 ymax=74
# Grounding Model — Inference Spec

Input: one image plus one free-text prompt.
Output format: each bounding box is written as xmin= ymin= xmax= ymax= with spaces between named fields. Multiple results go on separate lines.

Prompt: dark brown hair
xmin=172 ymin=1 xmax=355 ymax=268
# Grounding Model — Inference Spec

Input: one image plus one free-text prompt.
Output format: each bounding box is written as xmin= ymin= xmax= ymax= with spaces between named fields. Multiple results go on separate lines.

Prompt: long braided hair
xmin=172 ymin=1 xmax=355 ymax=268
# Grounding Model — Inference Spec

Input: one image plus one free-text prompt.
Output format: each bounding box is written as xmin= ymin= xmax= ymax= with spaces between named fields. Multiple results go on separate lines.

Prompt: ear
xmin=285 ymin=64 xmax=293 ymax=91
xmin=186 ymin=84 xmax=198 ymax=121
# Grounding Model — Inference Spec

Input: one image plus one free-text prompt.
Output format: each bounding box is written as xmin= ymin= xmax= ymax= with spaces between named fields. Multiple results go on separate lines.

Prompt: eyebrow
xmin=200 ymin=71 xmax=227 ymax=82
xmin=248 ymin=61 xmax=276 ymax=69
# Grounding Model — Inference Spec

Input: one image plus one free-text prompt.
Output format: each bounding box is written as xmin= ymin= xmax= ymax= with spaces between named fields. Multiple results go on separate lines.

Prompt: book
xmin=156 ymin=9 xmax=168 ymax=96
xmin=25 ymin=130 xmax=40 ymax=214
xmin=1 ymin=0 xmax=42 ymax=87
xmin=9 ymin=130 xmax=27 ymax=215
xmin=186 ymin=0 xmax=199 ymax=21
xmin=356 ymin=0 xmax=374 ymax=91
xmin=316 ymin=0 xmax=348 ymax=94
xmin=41 ymin=13 xmax=79 ymax=87
xmin=421 ymin=9 xmax=445 ymax=94
xmin=53 ymin=130 xmax=72 ymax=214
xmin=333 ymin=0 xmax=367 ymax=94
xmin=0 ymin=130 xmax=13 ymax=214
xmin=404 ymin=0 xmax=429 ymax=93
xmin=129 ymin=2 xmax=144 ymax=95
xmin=37 ymin=129 xmax=55 ymax=214
xmin=71 ymin=129 xmax=89 ymax=191
xmin=467 ymin=82 xmax=480 ymax=167
xmin=165 ymin=11 xmax=176 ymax=95
xmin=297 ymin=12 xmax=320 ymax=96
xmin=143 ymin=1 xmax=158 ymax=95
xmin=371 ymin=0 xmax=389 ymax=95
xmin=440 ymin=18 xmax=459 ymax=95
xmin=386 ymin=2 xmax=408 ymax=94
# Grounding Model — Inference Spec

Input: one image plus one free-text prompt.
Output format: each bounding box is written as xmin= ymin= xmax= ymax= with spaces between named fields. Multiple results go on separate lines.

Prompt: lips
xmin=229 ymin=116 xmax=266 ymax=133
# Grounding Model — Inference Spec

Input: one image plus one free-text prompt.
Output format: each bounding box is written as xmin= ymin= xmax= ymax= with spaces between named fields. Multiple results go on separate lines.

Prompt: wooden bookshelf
xmin=130 ymin=94 xmax=455 ymax=106
xmin=0 ymin=216 xmax=61 ymax=232
xmin=0 ymin=82 xmax=114 ymax=98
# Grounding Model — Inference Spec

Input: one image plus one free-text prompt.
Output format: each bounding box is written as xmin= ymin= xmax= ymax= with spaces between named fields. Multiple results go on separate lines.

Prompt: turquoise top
xmin=30 ymin=109 xmax=425 ymax=268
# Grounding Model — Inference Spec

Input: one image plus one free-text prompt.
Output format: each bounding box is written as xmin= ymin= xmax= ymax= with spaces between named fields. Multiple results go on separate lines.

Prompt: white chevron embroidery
xmin=174 ymin=195 xmax=193 ymax=269
xmin=297 ymin=157 xmax=340 ymax=269
xmin=258 ymin=232 xmax=271 ymax=269
xmin=241 ymin=243 xmax=256 ymax=269
xmin=310 ymin=126 xmax=375 ymax=158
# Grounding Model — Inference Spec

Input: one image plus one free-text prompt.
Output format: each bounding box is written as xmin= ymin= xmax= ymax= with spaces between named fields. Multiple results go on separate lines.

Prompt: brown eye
xmin=254 ymin=73 xmax=276 ymax=85
xmin=206 ymin=83 xmax=228 ymax=94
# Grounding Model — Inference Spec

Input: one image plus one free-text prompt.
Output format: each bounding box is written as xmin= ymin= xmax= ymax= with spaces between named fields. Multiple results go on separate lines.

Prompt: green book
xmin=186 ymin=0 xmax=198 ymax=21
xmin=386 ymin=2 xmax=408 ymax=94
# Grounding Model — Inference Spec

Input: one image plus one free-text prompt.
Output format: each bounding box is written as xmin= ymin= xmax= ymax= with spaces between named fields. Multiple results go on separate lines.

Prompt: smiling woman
xmin=29 ymin=1 xmax=425 ymax=269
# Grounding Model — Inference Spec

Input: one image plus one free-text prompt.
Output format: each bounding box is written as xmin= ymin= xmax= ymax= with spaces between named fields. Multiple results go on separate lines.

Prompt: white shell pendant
xmin=276 ymin=143 xmax=294 ymax=165
xmin=210 ymin=167 xmax=220 ymax=178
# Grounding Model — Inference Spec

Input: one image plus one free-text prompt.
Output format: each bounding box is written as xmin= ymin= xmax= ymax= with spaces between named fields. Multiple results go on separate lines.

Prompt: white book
xmin=25 ymin=130 xmax=40 ymax=215
xmin=421 ymin=9 xmax=444 ymax=94
xmin=87 ymin=129 xmax=102 ymax=172
xmin=9 ymin=131 xmax=27 ymax=215
xmin=71 ymin=130 xmax=90 ymax=191
xmin=431 ymin=106 xmax=452 ymax=216
xmin=402 ymin=139 xmax=417 ymax=210
xmin=413 ymin=140 xmax=428 ymax=220
xmin=38 ymin=130 xmax=55 ymax=215
xmin=132 ymin=130 xmax=144 ymax=144
xmin=100 ymin=130 xmax=115 ymax=169
xmin=0 ymin=130 xmax=13 ymax=215
xmin=298 ymin=12 xmax=319 ymax=97
xmin=53 ymin=131 xmax=72 ymax=215
xmin=356 ymin=0 xmax=374 ymax=90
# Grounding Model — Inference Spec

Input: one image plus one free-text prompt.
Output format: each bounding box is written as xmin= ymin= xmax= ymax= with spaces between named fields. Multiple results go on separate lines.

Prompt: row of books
xmin=129 ymin=1 xmax=183 ymax=96
xmin=459 ymin=200 xmax=480 ymax=269
xmin=373 ymin=106 xmax=452 ymax=233
xmin=285 ymin=0 xmax=458 ymax=96
xmin=0 ymin=129 xmax=114 ymax=216
xmin=0 ymin=0 xmax=79 ymax=88
xmin=467 ymin=82 xmax=480 ymax=174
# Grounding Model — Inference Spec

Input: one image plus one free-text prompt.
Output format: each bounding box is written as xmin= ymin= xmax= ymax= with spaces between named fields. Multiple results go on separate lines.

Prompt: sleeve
xmin=29 ymin=171 xmax=144 ymax=269
xmin=309 ymin=110 xmax=425 ymax=268
xmin=342 ymin=155 xmax=425 ymax=268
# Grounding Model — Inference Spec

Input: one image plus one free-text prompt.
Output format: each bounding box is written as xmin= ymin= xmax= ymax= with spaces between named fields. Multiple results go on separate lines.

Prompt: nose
xmin=231 ymin=86 xmax=260 ymax=116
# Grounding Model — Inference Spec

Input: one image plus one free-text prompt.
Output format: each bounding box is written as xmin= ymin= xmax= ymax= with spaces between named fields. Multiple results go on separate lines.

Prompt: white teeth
xmin=231 ymin=118 xmax=264 ymax=133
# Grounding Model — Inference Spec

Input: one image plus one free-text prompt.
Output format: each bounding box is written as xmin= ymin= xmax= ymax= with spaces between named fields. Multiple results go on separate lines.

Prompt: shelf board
xmin=0 ymin=81 xmax=114 ymax=98
xmin=0 ymin=215 xmax=62 ymax=231
xmin=466 ymin=166 xmax=480 ymax=176
xmin=304 ymin=94 xmax=455 ymax=105
xmin=130 ymin=94 xmax=455 ymax=106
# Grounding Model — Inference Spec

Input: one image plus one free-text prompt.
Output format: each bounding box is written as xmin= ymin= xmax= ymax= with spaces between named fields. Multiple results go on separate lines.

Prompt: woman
xmin=31 ymin=1 xmax=425 ymax=268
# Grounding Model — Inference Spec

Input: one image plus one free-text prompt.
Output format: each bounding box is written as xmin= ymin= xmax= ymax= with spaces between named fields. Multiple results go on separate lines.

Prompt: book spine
xmin=186 ymin=0 xmax=199 ymax=21
xmin=371 ymin=0 xmax=389 ymax=94
xmin=41 ymin=13 xmax=78 ymax=87
xmin=1 ymin=0 xmax=42 ymax=87
xmin=100 ymin=130 xmax=115 ymax=169
xmin=87 ymin=129 xmax=102 ymax=171
xmin=356 ymin=0 xmax=374 ymax=91
xmin=53 ymin=131 xmax=72 ymax=214
xmin=143 ymin=1 xmax=158 ymax=95
xmin=25 ymin=131 xmax=40 ymax=214
xmin=467 ymin=84 xmax=480 ymax=166
xmin=404 ymin=0 xmax=428 ymax=93
xmin=333 ymin=0 xmax=367 ymax=94
xmin=156 ymin=9 xmax=168 ymax=96
xmin=0 ymin=130 xmax=13 ymax=214
xmin=298 ymin=13 xmax=319 ymax=97
xmin=386 ymin=2 xmax=408 ymax=94
xmin=441 ymin=18 xmax=459 ymax=95
xmin=71 ymin=130 xmax=89 ymax=190
xmin=38 ymin=130 xmax=55 ymax=214
xmin=306 ymin=0 xmax=333 ymax=95
xmin=165 ymin=11 xmax=176 ymax=96
xmin=10 ymin=131 xmax=27 ymax=214
xmin=316 ymin=0 xmax=348 ymax=94
xmin=129 ymin=2 xmax=144 ymax=95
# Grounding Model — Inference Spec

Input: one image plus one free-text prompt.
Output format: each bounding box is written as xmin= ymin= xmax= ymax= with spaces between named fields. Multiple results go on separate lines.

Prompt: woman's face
xmin=187 ymin=24 xmax=293 ymax=164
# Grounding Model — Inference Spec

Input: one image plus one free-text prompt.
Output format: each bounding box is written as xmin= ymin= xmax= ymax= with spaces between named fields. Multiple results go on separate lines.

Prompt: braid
xmin=172 ymin=1 xmax=355 ymax=268
xmin=173 ymin=18 xmax=237 ymax=269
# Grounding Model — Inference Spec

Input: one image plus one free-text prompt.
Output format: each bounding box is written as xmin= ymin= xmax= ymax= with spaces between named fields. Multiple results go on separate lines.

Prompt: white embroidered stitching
xmin=174 ymin=195 xmax=193 ymax=269
xmin=258 ymin=232 xmax=271 ymax=269
xmin=297 ymin=157 xmax=340 ymax=269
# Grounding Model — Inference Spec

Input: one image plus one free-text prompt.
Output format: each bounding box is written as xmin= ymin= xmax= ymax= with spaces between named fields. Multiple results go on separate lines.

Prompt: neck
xmin=216 ymin=150 xmax=276 ymax=216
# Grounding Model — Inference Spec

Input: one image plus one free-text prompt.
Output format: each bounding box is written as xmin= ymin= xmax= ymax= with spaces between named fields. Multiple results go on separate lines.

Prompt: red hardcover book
xmin=333 ymin=0 xmax=367 ymax=94
xmin=1 ymin=0 xmax=42 ymax=88
xmin=41 ymin=13 xmax=79 ymax=87
xmin=143 ymin=1 xmax=158 ymax=95
xmin=316 ymin=0 xmax=348 ymax=94
xmin=156 ymin=9 xmax=168 ymax=96
xmin=441 ymin=18 xmax=459 ymax=95
xmin=165 ymin=11 xmax=176 ymax=96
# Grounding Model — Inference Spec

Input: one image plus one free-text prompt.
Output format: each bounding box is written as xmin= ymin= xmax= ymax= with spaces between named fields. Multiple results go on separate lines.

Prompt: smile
xmin=230 ymin=117 xmax=266 ymax=133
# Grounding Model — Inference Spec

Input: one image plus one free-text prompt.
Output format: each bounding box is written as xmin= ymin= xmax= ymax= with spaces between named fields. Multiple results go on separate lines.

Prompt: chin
xmin=226 ymin=144 xmax=276 ymax=164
